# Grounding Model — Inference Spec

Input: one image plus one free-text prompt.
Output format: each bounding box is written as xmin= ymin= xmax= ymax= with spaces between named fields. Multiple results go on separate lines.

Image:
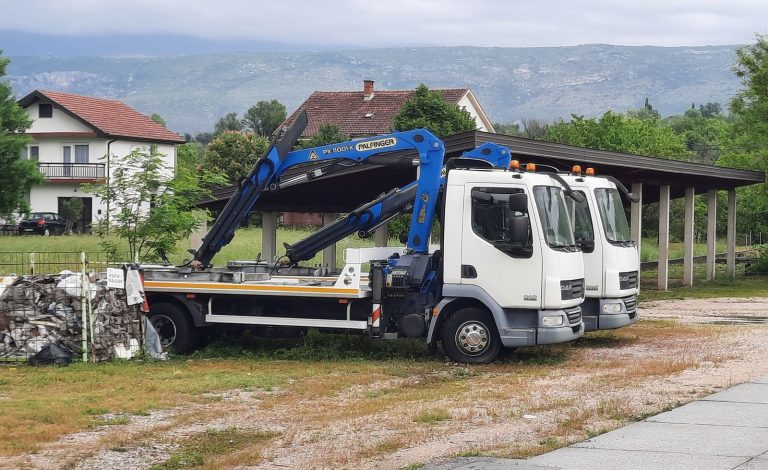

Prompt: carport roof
xmin=198 ymin=130 xmax=765 ymax=212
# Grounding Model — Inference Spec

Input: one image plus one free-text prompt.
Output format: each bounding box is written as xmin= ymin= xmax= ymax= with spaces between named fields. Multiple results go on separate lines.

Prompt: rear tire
xmin=441 ymin=308 xmax=501 ymax=364
xmin=148 ymin=302 xmax=199 ymax=354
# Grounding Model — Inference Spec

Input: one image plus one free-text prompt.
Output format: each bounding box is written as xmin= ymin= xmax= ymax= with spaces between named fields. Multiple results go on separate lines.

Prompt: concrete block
xmin=531 ymin=446 xmax=749 ymax=470
xmin=702 ymin=383 xmax=768 ymax=404
xmin=647 ymin=400 xmax=768 ymax=427
xmin=570 ymin=421 xmax=768 ymax=457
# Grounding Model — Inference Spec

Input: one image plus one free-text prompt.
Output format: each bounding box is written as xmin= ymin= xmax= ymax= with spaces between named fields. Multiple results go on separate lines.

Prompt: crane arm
xmin=192 ymin=111 xmax=445 ymax=267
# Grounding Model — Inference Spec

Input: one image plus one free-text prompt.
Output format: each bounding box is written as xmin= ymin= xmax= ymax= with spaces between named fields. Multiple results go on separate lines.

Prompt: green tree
xmin=664 ymin=107 xmax=732 ymax=164
xmin=493 ymin=122 xmax=522 ymax=136
xmin=0 ymin=51 xmax=43 ymax=220
xmin=300 ymin=123 xmax=347 ymax=149
xmin=545 ymin=112 xmax=691 ymax=160
xmin=176 ymin=141 xmax=205 ymax=175
xmin=193 ymin=131 xmax=214 ymax=146
xmin=84 ymin=145 xmax=225 ymax=262
xmin=393 ymin=84 xmax=477 ymax=137
xmin=719 ymin=34 xmax=768 ymax=236
xmin=242 ymin=100 xmax=287 ymax=137
xmin=214 ymin=112 xmax=243 ymax=135
xmin=150 ymin=113 xmax=166 ymax=127
xmin=520 ymin=118 xmax=549 ymax=139
xmin=204 ymin=131 xmax=269 ymax=184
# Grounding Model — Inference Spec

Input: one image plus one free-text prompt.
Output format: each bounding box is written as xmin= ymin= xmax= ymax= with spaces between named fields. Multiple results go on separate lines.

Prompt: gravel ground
xmin=7 ymin=297 xmax=768 ymax=470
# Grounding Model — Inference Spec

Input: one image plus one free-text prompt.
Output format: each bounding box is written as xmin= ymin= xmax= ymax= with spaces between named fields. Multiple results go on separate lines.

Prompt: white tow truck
xmin=142 ymin=114 xmax=585 ymax=363
xmin=561 ymin=167 xmax=640 ymax=331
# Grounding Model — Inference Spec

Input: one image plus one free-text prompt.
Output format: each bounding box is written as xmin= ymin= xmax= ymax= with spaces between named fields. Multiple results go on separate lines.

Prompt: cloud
xmin=3 ymin=0 xmax=767 ymax=47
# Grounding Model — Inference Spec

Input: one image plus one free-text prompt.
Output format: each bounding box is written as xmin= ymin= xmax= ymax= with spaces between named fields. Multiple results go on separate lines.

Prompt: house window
xmin=75 ymin=144 xmax=89 ymax=163
xmin=29 ymin=146 xmax=39 ymax=161
xmin=39 ymin=103 xmax=53 ymax=118
xmin=62 ymin=144 xmax=89 ymax=163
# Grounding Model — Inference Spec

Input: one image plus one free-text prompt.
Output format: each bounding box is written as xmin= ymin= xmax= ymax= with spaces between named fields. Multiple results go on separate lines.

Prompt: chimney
xmin=363 ymin=80 xmax=375 ymax=100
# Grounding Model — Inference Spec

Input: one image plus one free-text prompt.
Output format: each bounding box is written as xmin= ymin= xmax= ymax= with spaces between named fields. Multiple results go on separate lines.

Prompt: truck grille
xmin=565 ymin=306 xmax=582 ymax=325
xmin=561 ymin=278 xmax=585 ymax=300
xmin=623 ymin=295 xmax=637 ymax=318
xmin=619 ymin=271 xmax=639 ymax=290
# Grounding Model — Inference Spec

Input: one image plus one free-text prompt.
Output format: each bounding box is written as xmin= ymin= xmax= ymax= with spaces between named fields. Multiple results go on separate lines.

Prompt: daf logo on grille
xmin=619 ymin=275 xmax=629 ymax=282
xmin=561 ymin=284 xmax=572 ymax=291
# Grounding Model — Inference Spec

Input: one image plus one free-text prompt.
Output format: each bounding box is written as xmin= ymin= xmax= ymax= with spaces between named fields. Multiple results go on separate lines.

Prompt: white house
xmin=17 ymin=90 xmax=185 ymax=231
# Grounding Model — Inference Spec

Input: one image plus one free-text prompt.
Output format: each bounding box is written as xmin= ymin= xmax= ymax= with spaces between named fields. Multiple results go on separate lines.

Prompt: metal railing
xmin=0 ymin=251 xmax=113 ymax=275
xmin=38 ymin=163 xmax=106 ymax=180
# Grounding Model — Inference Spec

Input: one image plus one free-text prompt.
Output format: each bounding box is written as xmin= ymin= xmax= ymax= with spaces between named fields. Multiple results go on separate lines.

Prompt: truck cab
xmin=560 ymin=171 xmax=639 ymax=331
xmin=434 ymin=168 xmax=585 ymax=356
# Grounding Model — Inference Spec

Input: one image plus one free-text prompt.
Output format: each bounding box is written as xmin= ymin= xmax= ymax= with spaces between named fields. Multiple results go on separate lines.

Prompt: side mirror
xmin=566 ymin=190 xmax=586 ymax=204
xmin=399 ymin=232 xmax=408 ymax=244
xmin=577 ymin=239 xmax=595 ymax=253
xmin=508 ymin=193 xmax=528 ymax=213
xmin=509 ymin=215 xmax=530 ymax=244
xmin=626 ymin=192 xmax=640 ymax=204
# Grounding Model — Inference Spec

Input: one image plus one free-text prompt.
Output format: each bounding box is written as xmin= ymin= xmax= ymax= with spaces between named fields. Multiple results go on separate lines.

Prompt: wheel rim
xmin=150 ymin=315 xmax=176 ymax=347
xmin=454 ymin=320 xmax=489 ymax=356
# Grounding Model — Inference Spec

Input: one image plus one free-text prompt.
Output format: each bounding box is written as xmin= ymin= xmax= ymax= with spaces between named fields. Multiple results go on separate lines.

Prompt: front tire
xmin=148 ymin=302 xmax=200 ymax=354
xmin=43 ymin=228 xmax=50 ymax=236
xmin=441 ymin=308 xmax=501 ymax=364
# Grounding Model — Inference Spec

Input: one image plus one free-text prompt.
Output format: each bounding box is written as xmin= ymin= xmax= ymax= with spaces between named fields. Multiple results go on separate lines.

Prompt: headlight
xmin=602 ymin=303 xmax=623 ymax=314
xmin=542 ymin=315 xmax=565 ymax=327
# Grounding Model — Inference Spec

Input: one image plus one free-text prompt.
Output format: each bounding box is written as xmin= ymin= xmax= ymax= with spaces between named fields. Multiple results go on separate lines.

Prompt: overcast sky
xmin=4 ymin=0 xmax=768 ymax=48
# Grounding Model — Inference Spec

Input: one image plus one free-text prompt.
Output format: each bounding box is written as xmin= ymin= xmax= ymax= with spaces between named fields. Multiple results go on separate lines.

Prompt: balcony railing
xmin=38 ymin=163 xmax=106 ymax=180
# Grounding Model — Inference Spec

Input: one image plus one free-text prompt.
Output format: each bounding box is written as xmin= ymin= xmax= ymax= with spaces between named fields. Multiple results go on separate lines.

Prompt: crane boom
xmin=192 ymin=111 xmax=445 ymax=267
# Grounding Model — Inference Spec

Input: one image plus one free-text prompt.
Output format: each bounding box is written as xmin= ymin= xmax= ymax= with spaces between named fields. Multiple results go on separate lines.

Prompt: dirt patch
xmin=5 ymin=297 xmax=768 ymax=469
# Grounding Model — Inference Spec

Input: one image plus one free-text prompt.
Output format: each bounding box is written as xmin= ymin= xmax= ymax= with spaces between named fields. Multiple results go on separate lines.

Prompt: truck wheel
xmin=148 ymin=303 xmax=199 ymax=354
xmin=441 ymin=308 xmax=501 ymax=364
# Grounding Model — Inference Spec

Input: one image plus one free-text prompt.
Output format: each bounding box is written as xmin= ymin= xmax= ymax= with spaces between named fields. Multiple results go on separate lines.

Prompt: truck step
xmin=204 ymin=314 xmax=368 ymax=330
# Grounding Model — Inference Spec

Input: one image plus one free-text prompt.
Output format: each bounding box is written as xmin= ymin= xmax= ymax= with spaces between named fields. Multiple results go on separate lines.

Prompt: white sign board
xmin=106 ymin=268 xmax=125 ymax=289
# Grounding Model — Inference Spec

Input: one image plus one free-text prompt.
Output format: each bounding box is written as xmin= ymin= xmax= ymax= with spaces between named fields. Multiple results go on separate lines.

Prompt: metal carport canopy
xmin=197 ymin=130 xmax=765 ymax=212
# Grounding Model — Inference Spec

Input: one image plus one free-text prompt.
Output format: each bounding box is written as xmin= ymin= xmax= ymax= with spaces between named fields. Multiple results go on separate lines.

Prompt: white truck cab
xmin=436 ymin=168 xmax=585 ymax=349
xmin=560 ymin=171 xmax=639 ymax=331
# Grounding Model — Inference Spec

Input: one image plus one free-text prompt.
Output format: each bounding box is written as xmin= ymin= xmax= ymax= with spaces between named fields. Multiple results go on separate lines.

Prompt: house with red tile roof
xmin=279 ymin=81 xmax=494 ymax=226
xmin=16 ymin=90 xmax=185 ymax=232
xmin=282 ymin=80 xmax=495 ymax=140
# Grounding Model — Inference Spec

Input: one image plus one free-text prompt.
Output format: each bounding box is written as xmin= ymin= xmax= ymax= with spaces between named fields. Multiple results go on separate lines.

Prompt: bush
xmin=746 ymin=244 xmax=768 ymax=274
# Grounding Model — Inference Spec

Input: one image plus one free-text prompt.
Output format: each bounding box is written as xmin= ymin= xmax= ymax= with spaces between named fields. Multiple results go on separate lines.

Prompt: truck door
xmin=461 ymin=184 xmax=543 ymax=309
xmin=568 ymin=190 xmax=602 ymax=296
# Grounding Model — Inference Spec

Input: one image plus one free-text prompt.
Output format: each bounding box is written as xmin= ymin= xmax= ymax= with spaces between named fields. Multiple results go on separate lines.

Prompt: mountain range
xmin=4 ymin=44 xmax=743 ymax=134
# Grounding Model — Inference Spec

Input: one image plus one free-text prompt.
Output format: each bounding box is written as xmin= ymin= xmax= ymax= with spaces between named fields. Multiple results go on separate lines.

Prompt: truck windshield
xmin=533 ymin=186 xmax=577 ymax=251
xmin=594 ymin=188 xmax=632 ymax=245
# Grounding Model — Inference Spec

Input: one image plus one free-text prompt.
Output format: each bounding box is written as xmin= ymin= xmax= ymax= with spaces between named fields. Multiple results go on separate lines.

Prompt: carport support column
xmin=323 ymin=213 xmax=338 ymax=272
xmin=658 ymin=185 xmax=671 ymax=291
xmin=726 ymin=189 xmax=737 ymax=278
xmin=262 ymin=212 xmax=278 ymax=262
xmin=374 ymin=223 xmax=388 ymax=247
xmin=706 ymin=190 xmax=717 ymax=281
xmin=630 ymin=182 xmax=643 ymax=258
xmin=683 ymin=187 xmax=695 ymax=287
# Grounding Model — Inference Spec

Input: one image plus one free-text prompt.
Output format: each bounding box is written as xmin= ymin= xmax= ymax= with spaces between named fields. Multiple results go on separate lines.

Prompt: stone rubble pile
xmin=0 ymin=274 xmax=142 ymax=362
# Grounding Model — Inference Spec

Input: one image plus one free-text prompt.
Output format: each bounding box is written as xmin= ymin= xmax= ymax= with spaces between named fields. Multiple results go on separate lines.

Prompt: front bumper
xmin=499 ymin=307 xmax=585 ymax=347
xmin=582 ymin=296 xmax=638 ymax=331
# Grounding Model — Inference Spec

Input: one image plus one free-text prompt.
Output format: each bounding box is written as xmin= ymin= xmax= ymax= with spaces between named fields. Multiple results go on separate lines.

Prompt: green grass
xmin=151 ymin=428 xmax=279 ymax=469
xmin=413 ymin=409 xmax=452 ymax=424
xmin=639 ymin=238 xmax=736 ymax=263
xmin=0 ymin=226 xmax=377 ymax=272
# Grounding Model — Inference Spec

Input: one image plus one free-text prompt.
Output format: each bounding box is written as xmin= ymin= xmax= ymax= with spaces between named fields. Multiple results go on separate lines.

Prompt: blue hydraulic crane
xmin=192 ymin=111 xmax=445 ymax=268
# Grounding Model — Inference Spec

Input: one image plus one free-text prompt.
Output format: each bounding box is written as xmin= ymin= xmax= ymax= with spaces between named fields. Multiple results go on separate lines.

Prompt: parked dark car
xmin=17 ymin=212 xmax=67 ymax=236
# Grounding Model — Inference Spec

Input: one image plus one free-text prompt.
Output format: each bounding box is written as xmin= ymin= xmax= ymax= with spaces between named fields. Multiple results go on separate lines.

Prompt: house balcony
xmin=38 ymin=163 xmax=106 ymax=182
